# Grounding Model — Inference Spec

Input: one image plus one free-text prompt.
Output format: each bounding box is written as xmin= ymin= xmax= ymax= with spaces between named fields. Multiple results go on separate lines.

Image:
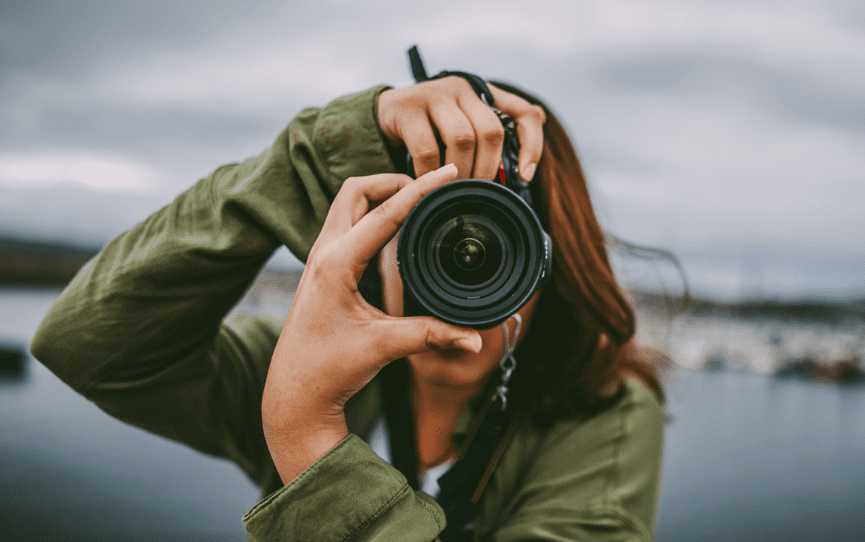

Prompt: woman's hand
xmin=377 ymin=77 xmax=546 ymax=183
xmin=261 ymin=164 xmax=483 ymax=484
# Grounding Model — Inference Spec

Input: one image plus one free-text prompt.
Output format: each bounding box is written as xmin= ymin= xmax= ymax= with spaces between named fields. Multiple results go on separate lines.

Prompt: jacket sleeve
xmin=241 ymin=380 xmax=664 ymax=542
xmin=243 ymin=435 xmax=448 ymax=542
xmin=30 ymin=85 xmax=396 ymax=488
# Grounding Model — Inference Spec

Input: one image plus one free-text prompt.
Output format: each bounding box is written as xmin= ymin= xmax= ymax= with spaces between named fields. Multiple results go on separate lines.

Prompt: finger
xmin=376 ymin=316 xmax=483 ymax=359
xmin=429 ymin=102 xmax=475 ymax=180
xmin=401 ymin=111 xmax=442 ymax=178
xmin=319 ymin=173 xmax=413 ymax=241
xmin=340 ymin=164 xmax=458 ymax=270
xmin=490 ymin=84 xmax=546 ymax=182
xmin=513 ymin=111 xmax=545 ymax=182
xmin=457 ymin=93 xmax=505 ymax=181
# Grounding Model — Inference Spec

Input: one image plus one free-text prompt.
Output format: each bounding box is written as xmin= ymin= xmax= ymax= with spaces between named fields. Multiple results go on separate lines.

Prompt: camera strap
xmin=380 ymin=358 xmax=522 ymax=540
xmin=376 ymin=48 xmax=530 ymax=539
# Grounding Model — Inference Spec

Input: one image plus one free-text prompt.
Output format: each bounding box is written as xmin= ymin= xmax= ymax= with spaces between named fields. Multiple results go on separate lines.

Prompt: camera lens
xmin=398 ymin=179 xmax=551 ymax=329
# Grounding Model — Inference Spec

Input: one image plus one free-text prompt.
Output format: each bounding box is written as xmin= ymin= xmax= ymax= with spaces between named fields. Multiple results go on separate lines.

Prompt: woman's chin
xmin=407 ymin=350 xmax=496 ymax=391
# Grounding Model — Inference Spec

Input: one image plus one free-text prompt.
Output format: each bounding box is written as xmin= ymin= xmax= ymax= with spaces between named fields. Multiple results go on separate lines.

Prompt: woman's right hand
xmin=261 ymin=164 xmax=482 ymax=484
xmin=377 ymin=77 xmax=546 ymax=183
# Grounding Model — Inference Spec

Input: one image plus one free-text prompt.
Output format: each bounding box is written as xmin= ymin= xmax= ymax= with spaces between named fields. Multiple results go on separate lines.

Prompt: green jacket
xmin=31 ymin=86 xmax=664 ymax=542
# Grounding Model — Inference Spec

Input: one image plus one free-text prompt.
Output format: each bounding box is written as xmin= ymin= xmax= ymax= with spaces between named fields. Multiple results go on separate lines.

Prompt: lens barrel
xmin=398 ymin=179 xmax=551 ymax=329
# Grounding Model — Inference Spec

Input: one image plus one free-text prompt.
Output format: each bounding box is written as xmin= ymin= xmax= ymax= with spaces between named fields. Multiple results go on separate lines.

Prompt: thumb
xmin=381 ymin=317 xmax=483 ymax=359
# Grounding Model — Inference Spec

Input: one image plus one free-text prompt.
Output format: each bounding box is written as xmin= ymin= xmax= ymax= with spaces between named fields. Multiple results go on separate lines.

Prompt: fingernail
xmin=438 ymin=163 xmax=457 ymax=173
xmin=456 ymin=335 xmax=482 ymax=353
xmin=521 ymin=163 xmax=537 ymax=182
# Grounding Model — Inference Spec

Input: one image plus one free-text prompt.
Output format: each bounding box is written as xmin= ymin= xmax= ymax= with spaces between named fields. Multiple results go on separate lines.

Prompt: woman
xmin=32 ymin=75 xmax=664 ymax=541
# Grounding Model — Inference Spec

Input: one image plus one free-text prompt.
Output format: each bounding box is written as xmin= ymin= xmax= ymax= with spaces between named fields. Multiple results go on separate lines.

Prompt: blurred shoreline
xmin=3 ymin=234 xmax=861 ymax=315
xmin=3 ymin=235 xmax=863 ymax=383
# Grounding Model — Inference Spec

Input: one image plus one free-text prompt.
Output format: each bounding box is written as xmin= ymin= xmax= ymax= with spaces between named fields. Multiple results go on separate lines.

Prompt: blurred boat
xmin=0 ymin=342 xmax=26 ymax=378
xmin=703 ymin=354 xmax=726 ymax=371
xmin=774 ymin=355 xmax=865 ymax=383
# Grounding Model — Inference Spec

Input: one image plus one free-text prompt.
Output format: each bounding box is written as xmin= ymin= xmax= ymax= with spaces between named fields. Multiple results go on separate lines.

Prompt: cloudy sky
xmin=2 ymin=0 xmax=863 ymax=301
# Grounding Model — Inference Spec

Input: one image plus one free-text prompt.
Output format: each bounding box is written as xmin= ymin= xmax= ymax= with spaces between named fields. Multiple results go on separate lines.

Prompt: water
xmin=2 ymin=288 xmax=864 ymax=541
xmin=657 ymin=370 xmax=865 ymax=541
xmin=0 ymin=288 xmax=260 ymax=542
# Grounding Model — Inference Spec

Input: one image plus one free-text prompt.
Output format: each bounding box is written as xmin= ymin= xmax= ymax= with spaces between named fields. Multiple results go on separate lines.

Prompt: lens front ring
xmin=397 ymin=179 xmax=550 ymax=329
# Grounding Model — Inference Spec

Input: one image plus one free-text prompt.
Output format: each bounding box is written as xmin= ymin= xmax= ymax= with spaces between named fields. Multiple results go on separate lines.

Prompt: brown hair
xmin=492 ymin=82 xmax=666 ymax=424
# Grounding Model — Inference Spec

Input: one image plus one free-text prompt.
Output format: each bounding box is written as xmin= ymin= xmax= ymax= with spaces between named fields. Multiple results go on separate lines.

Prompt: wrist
xmin=261 ymin=360 xmax=352 ymax=482
xmin=262 ymin=398 xmax=349 ymax=483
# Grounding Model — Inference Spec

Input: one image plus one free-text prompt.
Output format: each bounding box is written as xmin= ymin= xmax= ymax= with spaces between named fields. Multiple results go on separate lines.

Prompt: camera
xmin=398 ymin=111 xmax=552 ymax=329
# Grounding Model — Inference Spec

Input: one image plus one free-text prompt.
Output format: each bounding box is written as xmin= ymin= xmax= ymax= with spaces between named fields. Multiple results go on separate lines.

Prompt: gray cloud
xmin=0 ymin=183 xmax=166 ymax=245
xmin=2 ymin=0 xmax=863 ymax=300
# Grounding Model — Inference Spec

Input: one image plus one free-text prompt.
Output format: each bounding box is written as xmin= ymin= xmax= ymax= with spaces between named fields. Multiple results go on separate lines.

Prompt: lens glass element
xmin=436 ymin=216 xmax=502 ymax=287
xmin=454 ymin=238 xmax=485 ymax=270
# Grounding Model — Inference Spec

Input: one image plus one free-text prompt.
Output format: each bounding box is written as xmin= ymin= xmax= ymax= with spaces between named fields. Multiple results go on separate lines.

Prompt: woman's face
xmin=378 ymin=236 xmax=540 ymax=393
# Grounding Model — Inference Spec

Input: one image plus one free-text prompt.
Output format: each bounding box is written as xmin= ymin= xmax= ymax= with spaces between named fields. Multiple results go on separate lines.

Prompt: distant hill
xmin=630 ymin=290 xmax=865 ymax=325
xmin=0 ymin=236 xmax=100 ymax=285
xmin=0 ymin=235 xmax=307 ymax=288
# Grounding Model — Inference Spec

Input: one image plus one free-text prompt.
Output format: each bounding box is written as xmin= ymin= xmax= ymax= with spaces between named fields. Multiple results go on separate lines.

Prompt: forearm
xmin=31 ymin=85 xmax=395 ymax=395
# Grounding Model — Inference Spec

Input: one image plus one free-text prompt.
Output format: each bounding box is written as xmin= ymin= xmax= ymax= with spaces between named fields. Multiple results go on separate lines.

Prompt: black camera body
xmin=398 ymin=111 xmax=552 ymax=329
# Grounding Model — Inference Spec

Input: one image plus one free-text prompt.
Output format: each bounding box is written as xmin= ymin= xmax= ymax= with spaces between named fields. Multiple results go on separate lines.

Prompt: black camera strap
xmin=365 ymin=48 xmax=530 ymax=540
xmin=380 ymin=360 xmax=421 ymax=491
xmin=380 ymin=357 xmax=521 ymax=541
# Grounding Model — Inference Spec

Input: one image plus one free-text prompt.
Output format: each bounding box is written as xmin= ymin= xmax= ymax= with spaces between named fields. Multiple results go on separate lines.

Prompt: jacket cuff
xmin=316 ymin=85 xmax=398 ymax=197
xmin=243 ymin=435 xmax=445 ymax=542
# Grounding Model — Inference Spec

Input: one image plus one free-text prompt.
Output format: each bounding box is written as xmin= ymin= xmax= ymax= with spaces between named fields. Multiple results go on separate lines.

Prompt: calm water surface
xmin=2 ymin=288 xmax=864 ymax=541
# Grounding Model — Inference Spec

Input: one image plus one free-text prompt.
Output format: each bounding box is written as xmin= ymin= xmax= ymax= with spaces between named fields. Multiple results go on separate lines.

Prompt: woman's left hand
xmin=261 ymin=164 xmax=482 ymax=484
xmin=377 ymin=78 xmax=546 ymax=182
